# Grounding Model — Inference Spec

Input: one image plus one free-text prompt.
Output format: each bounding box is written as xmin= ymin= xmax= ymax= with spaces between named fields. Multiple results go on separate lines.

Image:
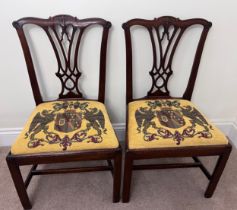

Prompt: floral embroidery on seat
xmin=135 ymin=100 xmax=213 ymax=145
xmin=25 ymin=101 xmax=107 ymax=151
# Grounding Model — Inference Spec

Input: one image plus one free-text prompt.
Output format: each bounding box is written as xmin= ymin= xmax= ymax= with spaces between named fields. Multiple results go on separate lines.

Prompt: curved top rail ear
xmin=13 ymin=15 xmax=111 ymax=105
xmin=122 ymin=16 xmax=211 ymax=28
xmin=122 ymin=16 xmax=212 ymax=104
xmin=13 ymin=15 xmax=111 ymax=29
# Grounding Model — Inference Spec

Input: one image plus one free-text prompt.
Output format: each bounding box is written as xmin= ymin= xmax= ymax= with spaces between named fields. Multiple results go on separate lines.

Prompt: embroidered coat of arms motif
xmin=25 ymin=101 xmax=107 ymax=151
xmin=135 ymin=100 xmax=213 ymax=145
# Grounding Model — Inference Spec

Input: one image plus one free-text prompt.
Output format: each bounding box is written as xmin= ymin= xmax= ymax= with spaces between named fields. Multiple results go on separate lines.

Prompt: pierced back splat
xmin=123 ymin=16 xmax=212 ymax=103
xmin=13 ymin=15 xmax=111 ymax=104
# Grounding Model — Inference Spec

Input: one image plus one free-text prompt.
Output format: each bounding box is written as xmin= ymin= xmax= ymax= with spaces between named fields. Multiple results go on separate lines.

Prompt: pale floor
xmin=0 ymin=143 xmax=237 ymax=210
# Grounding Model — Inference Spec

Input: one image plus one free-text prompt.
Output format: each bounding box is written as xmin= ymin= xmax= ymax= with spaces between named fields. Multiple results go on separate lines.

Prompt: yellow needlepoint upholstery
xmin=11 ymin=100 xmax=119 ymax=155
xmin=128 ymin=99 xmax=228 ymax=149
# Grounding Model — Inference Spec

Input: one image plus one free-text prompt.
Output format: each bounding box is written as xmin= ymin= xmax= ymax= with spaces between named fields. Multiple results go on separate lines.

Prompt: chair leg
xmin=6 ymin=157 xmax=32 ymax=209
xmin=113 ymin=153 xmax=122 ymax=202
xmin=122 ymin=153 xmax=133 ymax=203
xmin=204 ymin=147 xmax=232 ymax=198
xmin=107 ymin=159 xmax=114 ymax=176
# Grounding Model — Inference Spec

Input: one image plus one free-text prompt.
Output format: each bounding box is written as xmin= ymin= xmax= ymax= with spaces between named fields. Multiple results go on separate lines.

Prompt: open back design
xmin=7 ymin=15 xmax=121 ymax=209
xmin=11 ymin=15 xmax=120 ymax=154
xmin=13 ymin=15 xmax=111 ymax=104
xmin=122 ymin=16 xmax=232 ymax=204
xmin=123 ymin=16 xmax=212 ymax=103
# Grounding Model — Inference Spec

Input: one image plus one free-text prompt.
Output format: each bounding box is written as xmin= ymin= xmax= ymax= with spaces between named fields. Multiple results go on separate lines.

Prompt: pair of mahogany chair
xmin=6 ymin=15 xmax=232 ymax=209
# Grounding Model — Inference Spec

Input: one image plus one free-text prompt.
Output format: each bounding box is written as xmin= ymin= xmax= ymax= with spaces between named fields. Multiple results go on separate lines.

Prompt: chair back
xmin=122 ymin=16 xmax=212 ymax=104
xmin=13 ymin=15 xmax=111 ymax=104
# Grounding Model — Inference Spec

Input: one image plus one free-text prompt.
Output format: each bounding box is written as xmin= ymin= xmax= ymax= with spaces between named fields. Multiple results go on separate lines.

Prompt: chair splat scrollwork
xmin=123 ymin=16 xmax=212 ymax=103
xmin=13 ymin=15 xmax=111 ymax=104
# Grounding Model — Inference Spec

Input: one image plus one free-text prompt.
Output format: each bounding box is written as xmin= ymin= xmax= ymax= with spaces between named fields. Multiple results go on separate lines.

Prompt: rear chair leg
xmin=122 ymin=153 xmax=133 ymax=203
xmin=6 ymin=157 xmax=32 ymax=209
xmin=113 ymin=152 xmax=122 ymax=202
xmin=107 ymin=160 xmax=114 ymax=176
xmin=205 ymin=146 xmax=232 ymax=198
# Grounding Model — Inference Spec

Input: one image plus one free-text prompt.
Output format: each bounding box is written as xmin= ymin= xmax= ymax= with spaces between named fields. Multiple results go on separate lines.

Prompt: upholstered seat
xmin=128 ymin=99 xmax=228 ymax=149
xmin=8 ymin=16 xmax=121 ymax=209
xmin=11 ymin=100 xmax=119 ymax=155
xmin=122 ymin=17 xmax=232 ymax=203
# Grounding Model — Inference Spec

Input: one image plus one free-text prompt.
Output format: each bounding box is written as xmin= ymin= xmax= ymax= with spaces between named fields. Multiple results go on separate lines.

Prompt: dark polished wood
xmin=133 ymin=162 xmax=201 ymax=170
xmin=123 ymin=16 xmax=212 ymax=104
xmin=7 ymin=15 xmax=121 ymax=209
xmin=7 ymin=158 xmax=32 ymax=210
xmin=122 ymin=16 xmax=232 ymax=202
xmin=24 ymin=164 xmax=37 ymax=189
xmin=13 ymin=15 xmax=111 ymax=104
xmin=193 ymin=157 xmax=212 ymax=179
